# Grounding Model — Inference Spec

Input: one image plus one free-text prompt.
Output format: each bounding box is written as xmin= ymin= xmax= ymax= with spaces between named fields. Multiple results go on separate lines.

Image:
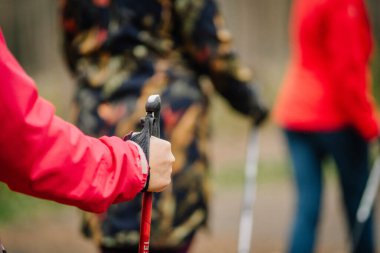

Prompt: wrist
xmin=126 ymin=139 xmax=149 ymax=192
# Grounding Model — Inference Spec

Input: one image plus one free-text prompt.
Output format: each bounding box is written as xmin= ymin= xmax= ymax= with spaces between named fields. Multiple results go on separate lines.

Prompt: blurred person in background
xmin=60 ymin=0 xmax=268 ymax=252
xmin=273 ymin=0 xmax=379 ymax=252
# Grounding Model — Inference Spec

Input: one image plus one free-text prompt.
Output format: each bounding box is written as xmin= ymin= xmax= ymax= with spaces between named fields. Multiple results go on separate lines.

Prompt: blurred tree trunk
xmin=218 ymin=0 xmax=291 ymax=101
xmin=0 ymin=0 xmax=73 ymax=118
xmin=0 ymin=0 xmax=60 ymax=75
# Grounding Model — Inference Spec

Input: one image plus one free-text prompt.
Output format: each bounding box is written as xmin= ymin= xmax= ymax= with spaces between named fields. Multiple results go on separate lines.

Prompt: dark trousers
xmin=284 ymin=128 xmax=375 ymax=253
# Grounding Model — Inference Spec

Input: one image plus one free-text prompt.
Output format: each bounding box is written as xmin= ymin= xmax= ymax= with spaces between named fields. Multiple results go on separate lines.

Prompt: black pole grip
xmin=127 ymin=94 xmax=161 ymax=160
xmin=146 ymin=95 xmax=161 ymax=115
xmin=146 ymin=95 xmax=161 ymax=138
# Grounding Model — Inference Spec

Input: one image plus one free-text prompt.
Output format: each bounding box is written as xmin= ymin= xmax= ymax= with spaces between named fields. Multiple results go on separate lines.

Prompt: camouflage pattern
xmin=61 ymin=0 xmax=262 ymax=249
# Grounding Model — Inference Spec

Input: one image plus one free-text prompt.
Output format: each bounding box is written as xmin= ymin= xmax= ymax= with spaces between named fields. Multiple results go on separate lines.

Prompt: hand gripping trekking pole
xmin=237 ymin=128 xmax=260 ymax=253
xmin=127 ymin=94 xmax=161 ymax=253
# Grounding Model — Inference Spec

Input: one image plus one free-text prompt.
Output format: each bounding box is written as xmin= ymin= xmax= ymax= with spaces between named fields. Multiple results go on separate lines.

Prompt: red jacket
xmin=0 ymin=30 xmax=147 ymax=213
xmin=273 ymin=0 xmax=379 ymax=140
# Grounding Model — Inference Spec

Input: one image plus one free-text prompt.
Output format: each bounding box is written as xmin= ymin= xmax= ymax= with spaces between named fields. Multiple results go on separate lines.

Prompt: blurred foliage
xmin=212 ymin=161 xmax=292 ymax=189
xmin=0 ymin=183 xmax=60 ymax=224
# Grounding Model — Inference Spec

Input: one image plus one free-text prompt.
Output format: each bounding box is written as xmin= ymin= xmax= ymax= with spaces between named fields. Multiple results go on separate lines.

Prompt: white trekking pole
xmin=237 ymin=128 xmax=260 ymax=253
xmin=351 ymin=156 xmax=380 ymax=253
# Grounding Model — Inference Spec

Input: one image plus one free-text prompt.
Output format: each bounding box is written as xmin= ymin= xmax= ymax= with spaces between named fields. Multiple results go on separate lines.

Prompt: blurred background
xmin=1 ymin=0 xmax=380 ymax=252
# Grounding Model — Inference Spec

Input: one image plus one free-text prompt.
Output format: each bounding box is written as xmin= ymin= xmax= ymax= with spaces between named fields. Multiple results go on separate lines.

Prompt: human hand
xmin=251 ymin=104 xmax=269 ymax=127
xmin=247 ymin=84 xmax=269 ymax=127
xmin=147 ymin=136 xmax=174 ymax=192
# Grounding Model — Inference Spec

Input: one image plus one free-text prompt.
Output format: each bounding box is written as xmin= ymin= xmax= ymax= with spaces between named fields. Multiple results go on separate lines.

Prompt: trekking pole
xmin=0 ymin=239 xmax=6 ymax=253
xmin=127 ymin=94 xmax=161 ymax=253
xmin=351 ymin=155 xmax=380 ymax=253
xmin=237 ymin=128 xmax=260 ymax=253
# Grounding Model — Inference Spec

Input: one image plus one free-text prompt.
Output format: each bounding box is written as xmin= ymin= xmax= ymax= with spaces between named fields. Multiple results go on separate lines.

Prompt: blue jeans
xmin=284 ymin=128 xmax=375 ymax=253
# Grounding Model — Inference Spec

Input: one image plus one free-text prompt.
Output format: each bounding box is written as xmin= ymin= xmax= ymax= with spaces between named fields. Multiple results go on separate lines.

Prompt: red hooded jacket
xmin=273 ymin=0 xmax=379 ymax=140
xmin=0 ymin=30 xmax=147 ymax=213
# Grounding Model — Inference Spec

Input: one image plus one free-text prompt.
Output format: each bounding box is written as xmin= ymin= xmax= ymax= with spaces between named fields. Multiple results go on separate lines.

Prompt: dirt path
xmin=0 ymin=177 xmax=374 ymax=253
xmin=191 ymin=180 xmax=349 ymax=253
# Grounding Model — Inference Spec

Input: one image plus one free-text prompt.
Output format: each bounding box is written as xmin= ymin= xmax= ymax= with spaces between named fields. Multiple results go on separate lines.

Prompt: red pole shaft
xmin=138 ymin=192 xmax=153 ymax=253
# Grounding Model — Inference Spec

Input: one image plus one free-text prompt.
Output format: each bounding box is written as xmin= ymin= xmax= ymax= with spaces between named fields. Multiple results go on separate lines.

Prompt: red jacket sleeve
xmin=0 ymin=31 xmax=147 ymax=213
xmin=326 ymin=0 xmax=379 ymax=140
